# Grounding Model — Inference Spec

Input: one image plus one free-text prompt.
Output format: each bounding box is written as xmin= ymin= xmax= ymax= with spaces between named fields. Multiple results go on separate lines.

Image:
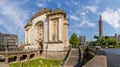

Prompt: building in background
xmin=0 ymin=32 xmax=18 ymax=51
xmin=108 ymin=34 xmax=120 ymax=42
xmin=79 ymin=36 xmax=86 ymax=46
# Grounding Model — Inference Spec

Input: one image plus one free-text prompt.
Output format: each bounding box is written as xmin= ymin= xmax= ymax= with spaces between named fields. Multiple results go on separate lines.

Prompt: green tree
xmin=94 ymin=36 xmax=107 ymax=46
xmin=89 ymin=41 xmax=97 ymax=46
xmin=94 ymin=36 xmax=103 ymax=46
xmin=106 ymin=38 xmax=117 ymax=48
xmin=69 ymin=33 xmax=79 ymax=47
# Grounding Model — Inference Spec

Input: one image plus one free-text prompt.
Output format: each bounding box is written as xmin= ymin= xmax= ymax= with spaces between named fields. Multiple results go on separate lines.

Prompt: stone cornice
xmin=24 ymin=21 xmax=32 ymax=28
xmin=64 ymin=18 xmax=69 ymax=26
xmin=64 ymin=23 xmax=69 ymax=26
xmin=45 ymin=40 xmax=63 ymax=44
xmin=47 ymin=8 xmax=66 ymax=18
xmin=25 ymin=8 xmax=67 ymax=28
xmin=31 ymin=8 xmax=51 ymax=20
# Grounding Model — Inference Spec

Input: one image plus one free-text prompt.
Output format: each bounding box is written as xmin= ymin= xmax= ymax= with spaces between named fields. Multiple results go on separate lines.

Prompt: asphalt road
xmin=103 ymin=49 xmax=120 ymax=67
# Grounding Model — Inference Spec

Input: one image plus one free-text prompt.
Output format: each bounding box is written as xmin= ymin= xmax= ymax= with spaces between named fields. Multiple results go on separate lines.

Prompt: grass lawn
xmin=9 ymin=58 xmax=62 ymax=67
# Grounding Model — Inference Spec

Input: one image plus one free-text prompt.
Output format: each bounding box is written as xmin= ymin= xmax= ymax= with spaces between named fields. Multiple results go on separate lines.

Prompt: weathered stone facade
xmin=24 ymin=8 xmax=69 ymax=51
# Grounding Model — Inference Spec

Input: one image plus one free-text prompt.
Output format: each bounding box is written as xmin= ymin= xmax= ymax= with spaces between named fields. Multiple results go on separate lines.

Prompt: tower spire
xmin=99 ymin=15 xmax=103 ymax=36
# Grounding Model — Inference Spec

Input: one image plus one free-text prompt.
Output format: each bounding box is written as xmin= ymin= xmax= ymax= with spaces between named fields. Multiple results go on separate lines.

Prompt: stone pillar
xmin=5 ymin=56 xmax=9 ymax=64
xmin=37 ymin=51 xmax=40 ymax=57
xmin=34 ymin=53 xmax=38 ymax=58
xmin=49 ymin=19 xmax=52 ymax=41
xmin=64 ymin=19 xmax=69 ymax=47
xmin=16 ymin=55 xmax=20 ymax=62
xmin=28 ymin=29 xmax=30 ymax=43
xmin=26 ymin=54 xmax=30 ymax=60
xmin=58 ymin=18 xmax=62 ymax=41
xmin=25 ymin=29 xmax=29 ymax=44
xmin=25 ymin=30 xmax=27 ymax=44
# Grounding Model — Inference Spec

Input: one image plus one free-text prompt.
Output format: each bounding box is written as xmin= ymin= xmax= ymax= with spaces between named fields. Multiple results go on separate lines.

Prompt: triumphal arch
xmin=24 ymin=8 xmax=69 ymax=51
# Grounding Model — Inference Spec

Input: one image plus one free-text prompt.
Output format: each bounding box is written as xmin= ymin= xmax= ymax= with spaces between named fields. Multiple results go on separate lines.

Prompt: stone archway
xmin=34 ymin=21 xmax=44 ymax=53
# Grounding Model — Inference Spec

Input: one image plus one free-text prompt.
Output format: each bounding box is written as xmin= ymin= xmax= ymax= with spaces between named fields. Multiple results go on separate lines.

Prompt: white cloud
xmin=0 ymin=0 xmax=29 ymax=40
xmin=87 ymin=22 xmax=96 ymax=28
xmin=102 ymin=8 xmax=120 ymax=28
xmin=37 ymin=1 xmax=45 ymax=7
xmin=69 ymin=15 xmax=79 ymax=21
xmin=76 ymin=17 xmax=96 ymax=28
xmin=80 ymin=12 xmax=86 ymax=16
xmin=69 ymin=28 xmax=81 ymax=34
xmin=86 ymin=5 xmax=98 ymax=13
xmin=0 ymin=20 xmax=3 ymax=25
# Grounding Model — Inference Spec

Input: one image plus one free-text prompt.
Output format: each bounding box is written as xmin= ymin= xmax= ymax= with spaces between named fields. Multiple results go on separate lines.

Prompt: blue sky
xmin=0 ymin=0 xmax=120 ymax=41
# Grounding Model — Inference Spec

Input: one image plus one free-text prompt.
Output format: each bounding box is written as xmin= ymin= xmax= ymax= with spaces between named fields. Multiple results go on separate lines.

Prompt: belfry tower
xmin=99 ymin=15 xmax=103 ymax=36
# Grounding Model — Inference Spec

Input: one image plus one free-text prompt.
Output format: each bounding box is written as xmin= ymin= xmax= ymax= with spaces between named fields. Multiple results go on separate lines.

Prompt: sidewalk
xmin=0 ymin=62 xmax=9 ymax=67
xmin=83 ymin=55 xmax=107 ymax=67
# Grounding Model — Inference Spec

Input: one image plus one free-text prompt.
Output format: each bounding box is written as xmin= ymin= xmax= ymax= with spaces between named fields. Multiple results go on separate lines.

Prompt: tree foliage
xmin=89 ymin=41 xmax=97 ymax=46
xmin=69 ymin=33 xmax=79 ymax=46
xmin=106 ymin=38 xmax=116 ymax=45
xmin=93 ymin=35 xmax=117 ymax=47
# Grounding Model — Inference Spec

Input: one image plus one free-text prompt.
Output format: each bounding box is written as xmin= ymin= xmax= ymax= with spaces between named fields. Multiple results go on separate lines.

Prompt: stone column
xmin=37 ymin=51 xmax=40 ymax=57
xmin=34 ymin=53 xmax=38 ymax=58
xmin=28 ymin=29 xmax=30 ymax=44
xmin=26 ymin=29 xmax=29 ymax=44
xmin=5 ymin=56 xmax=9 ymax=64
xmin=25 ymin=30 xmax=27 ymax=44
xmin=49 ymin=19 xmax=53 ymax=41
xmin=26 ymin=54 xmax=30 ymax=60
xmin=16 ymin=55 xmax=20 ymax=62
xmin=58 ymin=18 xmax=62 ymax=41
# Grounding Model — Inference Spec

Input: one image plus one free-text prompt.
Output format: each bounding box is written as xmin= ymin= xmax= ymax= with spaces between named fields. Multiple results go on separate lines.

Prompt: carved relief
xmin=52 ymin=19 xmax=58 ymax=41
xmin=34 ymin=21 xmax=43 ymax=45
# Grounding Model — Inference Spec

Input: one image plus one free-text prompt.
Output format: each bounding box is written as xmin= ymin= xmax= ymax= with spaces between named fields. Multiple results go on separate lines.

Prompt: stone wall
xmin=45 ymin=51 xmax=67 ymax=60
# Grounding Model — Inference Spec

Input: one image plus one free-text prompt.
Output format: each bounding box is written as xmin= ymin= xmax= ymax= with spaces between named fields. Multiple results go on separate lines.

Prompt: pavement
xmin=82 ymin=55 xmax=107 ymax=67
xmin=0 ymin=62 xmax=9 ymax=67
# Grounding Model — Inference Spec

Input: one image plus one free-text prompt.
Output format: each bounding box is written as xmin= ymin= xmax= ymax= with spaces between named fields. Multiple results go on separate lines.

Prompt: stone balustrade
xmin=0 ymin=50 xmax=40 ymax=63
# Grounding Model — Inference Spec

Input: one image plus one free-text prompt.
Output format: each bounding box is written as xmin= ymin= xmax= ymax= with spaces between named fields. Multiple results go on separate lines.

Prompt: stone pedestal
xmin=26 ymin=54 xmax=30 ymax=60
xmin=34 ymin=53 xmax=38 ymax=58
xmin=5 ymin=56 xmax=9 ymax=64
xmin=16 ymin=55 xmax=20 ymax=62
xmin=37 ymin=52 xmax=40 ymax=57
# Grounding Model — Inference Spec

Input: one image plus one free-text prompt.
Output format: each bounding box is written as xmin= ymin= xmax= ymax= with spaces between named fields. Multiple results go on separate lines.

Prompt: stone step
xmin=65 ymin=48 xmax=80 ymax=66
